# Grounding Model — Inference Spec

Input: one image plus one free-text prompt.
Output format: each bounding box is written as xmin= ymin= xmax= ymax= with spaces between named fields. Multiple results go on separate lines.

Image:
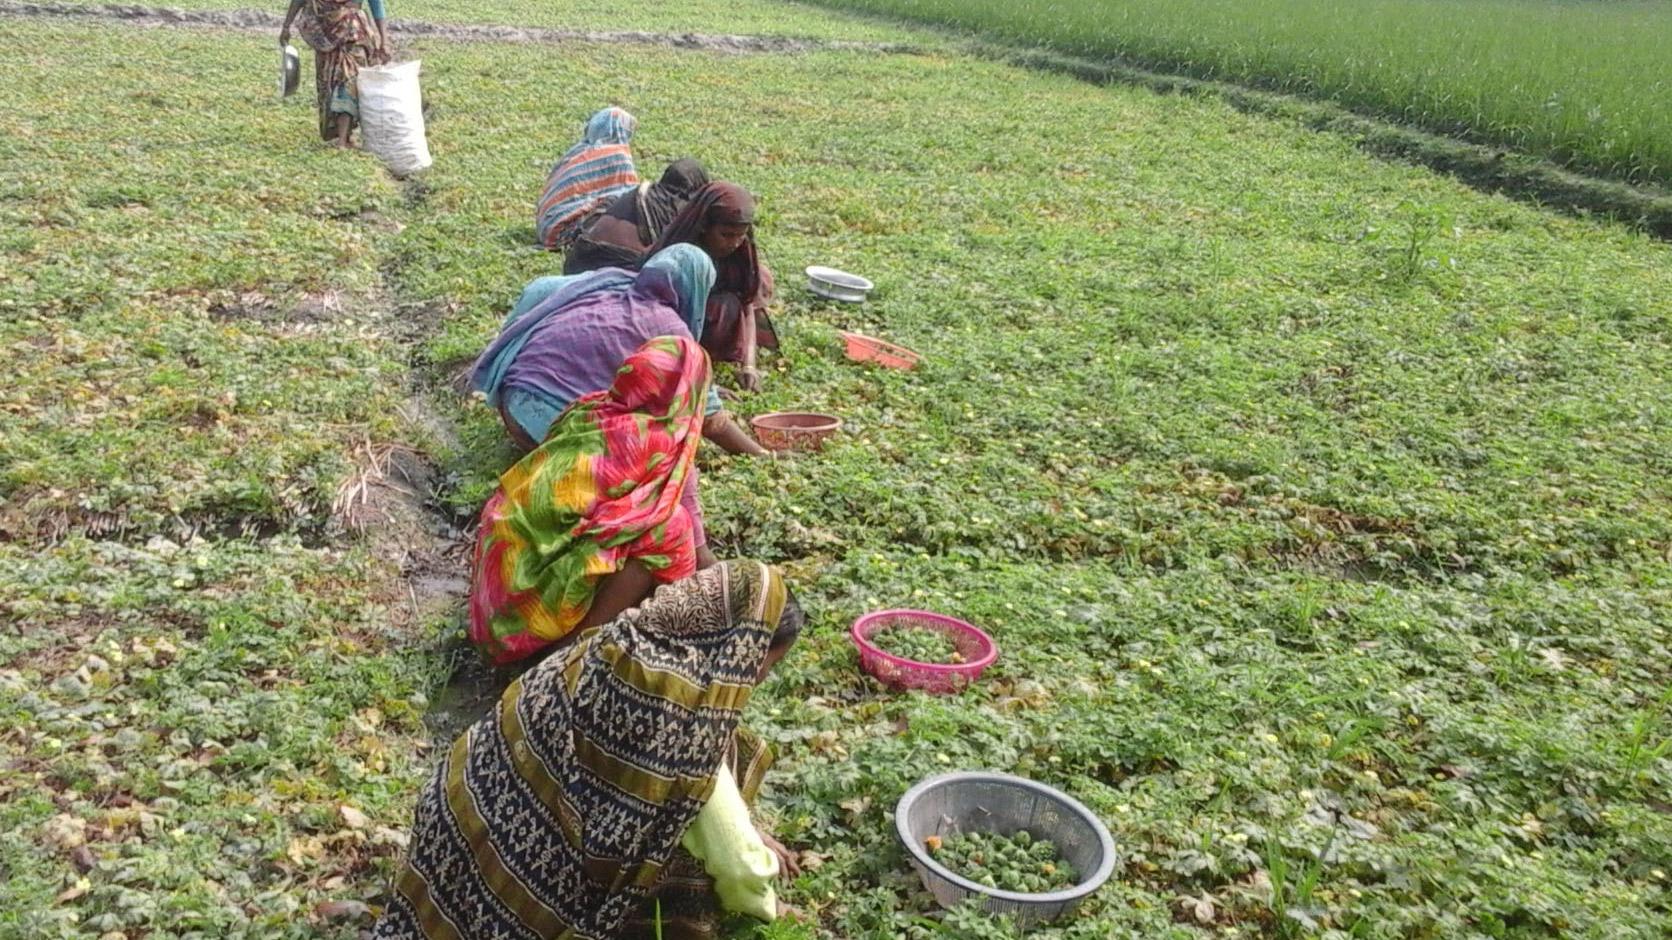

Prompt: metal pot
xmin=805 ymin=265 xmax=873 ymax=303
xmin=279 ymin=44 xmax=301 ymax=98
xmin=896 ymin=772 xmax=1117 ymax=927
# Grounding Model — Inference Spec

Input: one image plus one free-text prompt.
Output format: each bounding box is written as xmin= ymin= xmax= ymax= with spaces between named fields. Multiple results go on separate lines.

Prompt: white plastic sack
xmin=358 ymin=60 xmax=432 ymax=176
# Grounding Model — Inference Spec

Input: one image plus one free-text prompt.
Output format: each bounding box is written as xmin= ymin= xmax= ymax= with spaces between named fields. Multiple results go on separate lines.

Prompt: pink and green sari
xmin=469 ymin=335 xmax=711 ymax=664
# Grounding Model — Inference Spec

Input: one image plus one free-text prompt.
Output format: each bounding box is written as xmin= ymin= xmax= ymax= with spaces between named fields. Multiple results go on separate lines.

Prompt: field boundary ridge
xmin=0 ymin=1 xmax=928 ymax=54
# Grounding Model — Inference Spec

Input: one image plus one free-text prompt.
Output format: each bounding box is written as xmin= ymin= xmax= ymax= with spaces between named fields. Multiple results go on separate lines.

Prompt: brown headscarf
xmin=635 ymin=158 xmax=712 ymax=245
xmin=647 ymin=182 xmax=765 ymax=308
xmin=564 ymin=160 xmax=714 ymax=276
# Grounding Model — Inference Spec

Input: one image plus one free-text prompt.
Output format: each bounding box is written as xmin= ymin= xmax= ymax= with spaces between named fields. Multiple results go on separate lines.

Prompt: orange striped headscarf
xmin=535 ymin=106 xmax=641 ymax=250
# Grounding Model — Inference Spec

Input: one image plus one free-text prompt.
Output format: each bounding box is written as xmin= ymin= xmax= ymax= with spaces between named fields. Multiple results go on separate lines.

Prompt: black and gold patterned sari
xmin=372 ymin=561 xmax=786 ymax=940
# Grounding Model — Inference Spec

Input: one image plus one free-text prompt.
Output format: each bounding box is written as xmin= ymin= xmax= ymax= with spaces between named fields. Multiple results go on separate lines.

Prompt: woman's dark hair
xmin=770 ymin=586 xmax=805 ymax=652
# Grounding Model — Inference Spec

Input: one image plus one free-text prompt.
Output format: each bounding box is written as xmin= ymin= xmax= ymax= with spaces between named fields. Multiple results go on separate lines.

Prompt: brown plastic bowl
xmin=751 ymin=412 xmax=842 ymax=452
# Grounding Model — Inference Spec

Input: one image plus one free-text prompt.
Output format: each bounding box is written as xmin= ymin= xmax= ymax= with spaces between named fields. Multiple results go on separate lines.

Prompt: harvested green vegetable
xmin=870 ymin=625 xmax=965 ymax=664
xmin=926 ymin=830 xmax=1078 ymax=893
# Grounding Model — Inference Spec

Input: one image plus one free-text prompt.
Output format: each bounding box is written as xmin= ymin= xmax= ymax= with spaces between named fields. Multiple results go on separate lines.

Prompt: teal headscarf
xmin=636 ymin=243 xmax=714 ymax=340
xmin=581 ymin=106 xmax=636 ymax=147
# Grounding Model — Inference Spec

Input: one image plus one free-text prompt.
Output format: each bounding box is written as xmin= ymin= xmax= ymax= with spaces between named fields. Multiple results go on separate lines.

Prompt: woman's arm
xmin=576 ymin=559 xmax=654 ymax=632
xmin=364 ymin=0 xmax=390 ymax=59
xmin=702 ymin=410 xmax=769 ymax=457
xmin=758 ymin=828 xmax=801 ymax=881
xmin=279 ymin=0 xmax=305 ymax=44
xmin=735 ymin=307 xmax=761 ymax=392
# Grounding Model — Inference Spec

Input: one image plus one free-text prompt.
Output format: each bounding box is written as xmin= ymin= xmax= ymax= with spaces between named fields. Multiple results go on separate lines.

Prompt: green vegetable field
xmin=2 ymin=1 xmax=1670 ymax=938
xmin=808 ymin=0 xmax=1672 ymax=186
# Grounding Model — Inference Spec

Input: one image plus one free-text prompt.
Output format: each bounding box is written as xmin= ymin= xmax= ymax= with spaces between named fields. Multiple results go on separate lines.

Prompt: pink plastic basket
xmin=851 ymin=610 xmax=998 ymax=694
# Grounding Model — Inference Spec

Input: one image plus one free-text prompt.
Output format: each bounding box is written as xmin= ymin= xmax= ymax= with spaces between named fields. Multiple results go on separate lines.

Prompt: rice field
xmin=810 ymin=0 xmax=1672 ymax=186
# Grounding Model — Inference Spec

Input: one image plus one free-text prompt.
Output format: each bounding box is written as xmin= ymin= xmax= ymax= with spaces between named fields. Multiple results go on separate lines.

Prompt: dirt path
xmin=0 ymin=1 xmax=925 ymax=53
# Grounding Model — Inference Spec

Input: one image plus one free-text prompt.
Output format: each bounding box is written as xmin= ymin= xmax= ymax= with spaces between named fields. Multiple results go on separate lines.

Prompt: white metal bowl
xmin=805 ymin=265 xmax=873 ymax=303
xmin=896 ymin=771 xmax=1117 ymax=927
xmin=279 ymin=44 xmax=301 ymax=98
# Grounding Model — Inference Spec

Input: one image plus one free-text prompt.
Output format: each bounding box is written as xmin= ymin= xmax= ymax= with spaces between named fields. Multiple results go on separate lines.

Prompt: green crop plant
xmin=870 ymin=626 xmax=965 ymax=664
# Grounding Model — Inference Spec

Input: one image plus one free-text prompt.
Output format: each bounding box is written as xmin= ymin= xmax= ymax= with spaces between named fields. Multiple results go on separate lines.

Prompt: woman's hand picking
xmin=758 ymin=829 xmax=801 ymax=881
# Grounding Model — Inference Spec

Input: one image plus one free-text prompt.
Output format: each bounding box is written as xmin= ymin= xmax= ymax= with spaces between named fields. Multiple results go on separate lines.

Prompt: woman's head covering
xmin=611 ymin=560 xmax=785 ymax=659
xmin=635 ymin=243 xmax=716 ymax=339
xmin=658 ymin=158 xmax=710 ymax=195
xmin=469 ymin=335 xmax=712 ymax=665
xmin=375 ymin=560 xmax=789 ymax=940
xmin=536 ymin=106 xmax=642 ymax=250
xmin=707 ymin=183 xmax=757 ymax=226
xmin=635 ymin=158 xmax=712 ymax=244
xmin=648 ymin=181 xmax=764 ymax=305
xmin=582 ymin=106 xmax=637 ymax=145
xmin=471 ymin=247 xmax=723 ymax=449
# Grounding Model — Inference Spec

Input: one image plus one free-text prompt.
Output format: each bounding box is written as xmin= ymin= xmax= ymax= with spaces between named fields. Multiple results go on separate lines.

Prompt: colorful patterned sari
xmin=620 ymin=727 xmax=774 ymax=940
xmin=295 ymin=0 xmax=387 ymax=141
xmin=468 ymin=335 xmax=710 ymax=664
xmin=372 ymin=561 xmax=788 ymax=940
